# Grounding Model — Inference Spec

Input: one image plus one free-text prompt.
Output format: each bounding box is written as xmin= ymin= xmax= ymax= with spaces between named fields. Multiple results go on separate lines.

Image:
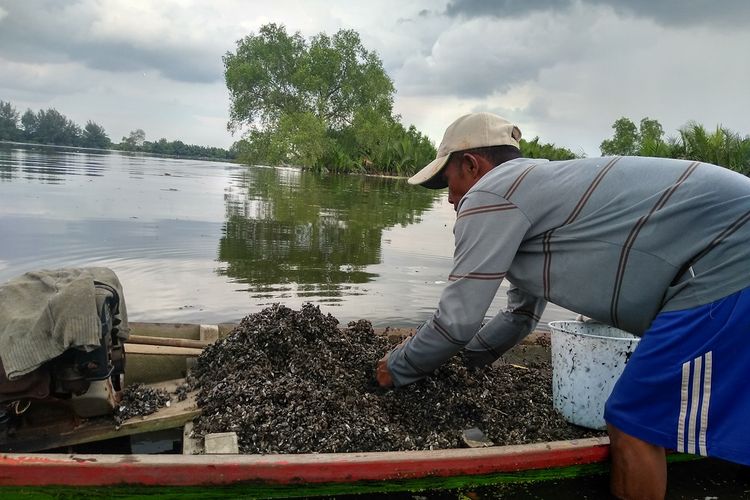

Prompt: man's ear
xmin=462 ymin=153 xmax=483 ymax=179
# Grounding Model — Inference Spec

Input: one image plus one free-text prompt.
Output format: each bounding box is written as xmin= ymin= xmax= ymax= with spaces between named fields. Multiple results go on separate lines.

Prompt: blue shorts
xmin=604 ymin=287 xmax=750 ymax=465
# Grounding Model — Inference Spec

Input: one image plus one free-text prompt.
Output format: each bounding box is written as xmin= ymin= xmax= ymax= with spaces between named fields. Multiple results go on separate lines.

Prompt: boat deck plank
xmin=0 ymin=379 xmax=198 ymax=453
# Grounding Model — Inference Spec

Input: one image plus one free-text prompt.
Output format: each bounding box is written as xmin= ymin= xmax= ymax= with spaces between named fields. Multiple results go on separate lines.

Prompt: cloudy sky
xmin=1 ymin=0 xmax=749 ymax=156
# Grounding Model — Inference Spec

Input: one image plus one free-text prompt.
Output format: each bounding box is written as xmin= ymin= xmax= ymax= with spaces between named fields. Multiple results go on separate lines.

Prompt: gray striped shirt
xmin=388 ymin=156 xmax=750 ymax=386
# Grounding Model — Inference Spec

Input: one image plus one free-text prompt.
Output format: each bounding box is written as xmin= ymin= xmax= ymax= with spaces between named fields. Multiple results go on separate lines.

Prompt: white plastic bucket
xmin=549 ymin=320 xmax=641 ymax=430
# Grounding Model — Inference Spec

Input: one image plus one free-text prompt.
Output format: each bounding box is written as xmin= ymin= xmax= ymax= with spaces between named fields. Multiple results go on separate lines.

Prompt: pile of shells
xmin=188 ymin=303 xmax=600 ymax=454
xmin=114 ymin=383 xmax=171 ymax=426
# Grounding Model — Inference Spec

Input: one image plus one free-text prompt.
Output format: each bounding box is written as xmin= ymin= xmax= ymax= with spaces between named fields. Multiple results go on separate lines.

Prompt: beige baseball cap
xmin=408 ymin=112 xmax=522 ymax=189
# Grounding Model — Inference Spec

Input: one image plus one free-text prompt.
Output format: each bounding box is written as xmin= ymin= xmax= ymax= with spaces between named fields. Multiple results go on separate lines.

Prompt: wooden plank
xmin=0 ymin=437 xmax=611 ymax=486
xmin=182 ymin=421 xmax=203 ymax=455
xmin=125 ymin=344 xmax=203 ymax=357
xmin=199 ymin=324 xmax=219 ymax=343
xmin=125 ymin=355 xmax=189 ymax=385
xmin=128 ymin=322 xmax=201 ymax=340
xmin=0 ymin=380 xmax=199 ymax=453
xmin=127 ymin=335 xmax=211 ymax=349
xmin=218 ymin=323 xmax=238 ymax=337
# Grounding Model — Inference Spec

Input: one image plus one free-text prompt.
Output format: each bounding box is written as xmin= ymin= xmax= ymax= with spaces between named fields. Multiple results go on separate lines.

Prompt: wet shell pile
xmin=114 ymin=383 xmax=171 ymax=426
xmin=188 ymin=304 xmax=600 ymax=454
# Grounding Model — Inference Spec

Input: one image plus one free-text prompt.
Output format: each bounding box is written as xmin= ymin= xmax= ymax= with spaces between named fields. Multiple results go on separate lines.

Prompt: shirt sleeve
xmin=387 ymin=190 xmax=532 ymax=386
xmin=463 ymin=286 xmax=547 ymax=368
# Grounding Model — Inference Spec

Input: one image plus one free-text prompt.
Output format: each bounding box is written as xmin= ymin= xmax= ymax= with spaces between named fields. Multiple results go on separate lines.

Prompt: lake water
xmin=0 ymin=143 xmax=572 ymax=327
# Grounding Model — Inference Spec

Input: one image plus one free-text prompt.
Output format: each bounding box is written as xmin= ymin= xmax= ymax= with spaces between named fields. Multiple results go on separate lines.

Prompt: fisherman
xmin=376 ymin=112 xmax=750 ymax=500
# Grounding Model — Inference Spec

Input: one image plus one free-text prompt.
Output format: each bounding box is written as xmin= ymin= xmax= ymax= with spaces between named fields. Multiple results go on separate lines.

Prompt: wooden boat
xmin=0 ymin=322 xmax=707 ymax=497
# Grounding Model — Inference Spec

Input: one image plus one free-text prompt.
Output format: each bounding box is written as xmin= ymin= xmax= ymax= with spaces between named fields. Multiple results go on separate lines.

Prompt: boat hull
xmin=0 ymin=437 xmax=609 ymax=487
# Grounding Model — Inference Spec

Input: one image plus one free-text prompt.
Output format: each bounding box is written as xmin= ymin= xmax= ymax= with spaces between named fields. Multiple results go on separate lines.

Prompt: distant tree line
xmin=0 ymin=100 xmax=235 ymax=161
xmin=600 ymin=117 xmax=750 ymax=175
xmin=520 ymin=137 xmax=577 ymax=161
xmin=114 ymin=128 xmax=236 ymax=160
xmin=4 ymin=94 xmax=748 ymax=175
xmin=1 ymin=100 xmax=112 ymax=149
xmin=519 ymin=116 xmax=750 ymax=175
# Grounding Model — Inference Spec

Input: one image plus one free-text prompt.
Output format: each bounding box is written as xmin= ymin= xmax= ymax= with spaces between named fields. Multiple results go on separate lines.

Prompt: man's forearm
xmin=464 ymin=287 xmax=546 ymax=367
xmin=387 ymin=277 xmax=505 ymax=386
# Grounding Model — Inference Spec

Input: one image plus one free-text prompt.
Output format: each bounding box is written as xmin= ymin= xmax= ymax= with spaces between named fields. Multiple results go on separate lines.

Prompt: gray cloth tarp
xmin=0 ymin=267 xmax=129 ymax=380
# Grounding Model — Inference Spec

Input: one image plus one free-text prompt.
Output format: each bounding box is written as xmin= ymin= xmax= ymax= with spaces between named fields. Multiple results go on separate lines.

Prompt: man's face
xmin=443 ymin=155 xmax=477 ymax=212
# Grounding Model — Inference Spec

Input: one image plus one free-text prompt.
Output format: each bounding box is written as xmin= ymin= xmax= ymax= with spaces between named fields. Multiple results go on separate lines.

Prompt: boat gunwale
xmin=0 ymin=436 xmax=610 ymax=486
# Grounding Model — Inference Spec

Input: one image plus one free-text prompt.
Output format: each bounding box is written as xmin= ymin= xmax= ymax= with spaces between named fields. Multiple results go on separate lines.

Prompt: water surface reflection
xmin=0 ymin=144 xmax=572 ymax=326
xmin=219 ymin=167 xmax=438 ymax=299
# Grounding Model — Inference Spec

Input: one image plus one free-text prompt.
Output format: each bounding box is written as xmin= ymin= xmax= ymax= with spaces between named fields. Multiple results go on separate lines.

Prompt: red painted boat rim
xmin=0 ymin=436 xmax=611 ymax=487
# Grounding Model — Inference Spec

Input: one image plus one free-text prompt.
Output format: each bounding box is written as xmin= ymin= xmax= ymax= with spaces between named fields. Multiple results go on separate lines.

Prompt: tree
xmin=638 ymin=117 xmax=664 ymax=145
xmin=81 ymin=121 xmax=111 ymax=149
xmin=600 ymin=116 xmax=670 ymax=157
xmin=150 ymin=138 xmax=172 ymax=155
xmin=223 ymin=24 xmax=413 ymax=172
xmin=520 ymin=137 xmax=578 ymax=160
xmin=0 ymin=101 xmax=21 ymax=141
xmin=301 ymin=29 xmax=394 ymax=129
xmin=349 ymin=113 xmax=437 ymax=175
xmin=600 ymin=117 xmax=639 ymax=156
xmin=32 ymin=108 xmax=81 ymax=145
xmin=21 ymin=109 xmax=38 ymax=141
xmin=598 ymin=116 xmax=749 ymax=175
xmin=225 ymin=24 xmax=393 ymax=132
xmin=636 ymin=117 xmax=670 ymax=157
xmin=121 ymin=128 xmax=146 ymax=150
xmin=171 ymin=140 xmax=187 ymax=156
xmin=675 ymin=122 xmax=750 ymax=173
xmin=224 ymin=24 xmax=306 ymax=130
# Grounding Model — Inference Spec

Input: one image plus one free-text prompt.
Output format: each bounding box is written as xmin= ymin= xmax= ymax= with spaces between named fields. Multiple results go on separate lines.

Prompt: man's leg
xmin=608 ymin=423 xmax=666 ymax=500
xmin=605 ymin=287 xmax=750 ymax=498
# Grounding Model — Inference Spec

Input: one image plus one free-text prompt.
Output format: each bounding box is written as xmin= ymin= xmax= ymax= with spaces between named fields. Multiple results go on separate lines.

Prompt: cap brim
xmin=407 ymin=154 xmax=450 ymax=189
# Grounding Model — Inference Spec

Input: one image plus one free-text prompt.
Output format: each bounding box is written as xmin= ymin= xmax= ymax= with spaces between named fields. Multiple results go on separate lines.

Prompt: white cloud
xmin=0 ymin=58 xmax=85 ymax=97
xmin=0 ymin=0 xmax=225 ymax=83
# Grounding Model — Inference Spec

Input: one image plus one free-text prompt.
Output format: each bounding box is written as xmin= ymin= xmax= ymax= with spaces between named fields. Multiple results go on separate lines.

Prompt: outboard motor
xmin=49 ymin=281 xmax=126 ymax=417
xmin=0 ymin=269 xmax=129 ymax=431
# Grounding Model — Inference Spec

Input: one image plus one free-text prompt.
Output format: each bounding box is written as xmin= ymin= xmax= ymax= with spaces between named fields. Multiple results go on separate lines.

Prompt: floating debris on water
xmin=188 ymin=303 xmax=601 ymax=454
xmin=114 ymin=383 xmax=171 ymax=426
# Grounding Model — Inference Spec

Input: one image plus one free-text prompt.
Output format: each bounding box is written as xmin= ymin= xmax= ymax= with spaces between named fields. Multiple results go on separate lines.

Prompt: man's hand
xmin=376 ymin=335 xmax=411 ymax=388
xmin=376 ymin=354 xmax=394 ymax=388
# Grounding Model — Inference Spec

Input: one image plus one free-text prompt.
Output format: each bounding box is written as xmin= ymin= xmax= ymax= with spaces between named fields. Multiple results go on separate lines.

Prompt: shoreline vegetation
xmin=1 ymin=24 xmax=748 ymax=176
xmin=0 ymin=101 xmax=236 ymax=163
xmin=0 ymin=139 xmax=238 ymax=164
xmin=3 ymin=100 xmax=747 ymax=178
